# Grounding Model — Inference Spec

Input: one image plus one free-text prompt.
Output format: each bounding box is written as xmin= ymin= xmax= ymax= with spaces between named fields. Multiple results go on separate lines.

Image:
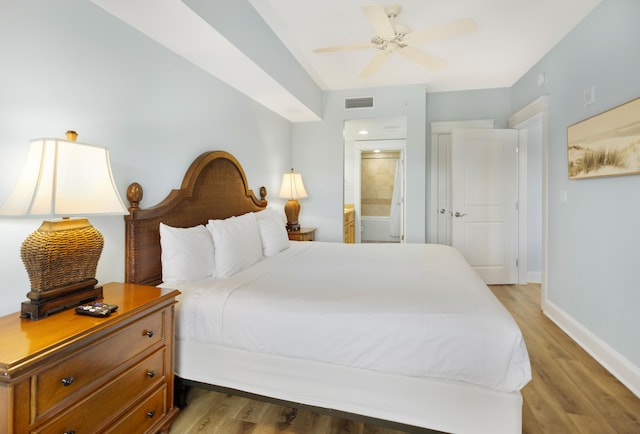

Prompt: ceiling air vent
xmin=345 ymin=97 xmax=374 ymax=109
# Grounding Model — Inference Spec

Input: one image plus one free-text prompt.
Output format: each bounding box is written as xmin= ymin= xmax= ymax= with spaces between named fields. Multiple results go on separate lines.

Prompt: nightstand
xmin=288 ymin=227 xmax=316 ymax=241
xmin=0 ymin=282 xmax=180 ymax=434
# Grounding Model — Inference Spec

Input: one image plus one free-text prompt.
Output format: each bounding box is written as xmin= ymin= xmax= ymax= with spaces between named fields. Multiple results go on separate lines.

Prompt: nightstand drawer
xmin=34 ymin=310 xmax=165 ymax=419
xmin=33 ymin=349 xmax=166 ymax=434
xmin=288 ymin=227 xmax=316 ymax=241
xmin=103 ymin=386 xmax=167 ymax=434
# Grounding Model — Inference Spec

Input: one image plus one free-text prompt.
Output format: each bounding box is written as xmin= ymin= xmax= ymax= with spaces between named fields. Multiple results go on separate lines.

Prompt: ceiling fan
xmin=312 ymin=3 xmax=477 ymax=78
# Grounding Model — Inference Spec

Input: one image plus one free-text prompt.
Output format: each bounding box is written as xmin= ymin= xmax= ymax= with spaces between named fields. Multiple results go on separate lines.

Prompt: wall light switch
xmin=584 ymin=86 xmax=595 ymax=107
xmin=559 ymin=190 xmax=568 ymax=203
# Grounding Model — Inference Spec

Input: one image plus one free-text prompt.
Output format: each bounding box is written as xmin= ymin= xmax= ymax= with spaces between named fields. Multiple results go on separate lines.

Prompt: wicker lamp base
xmin=20 ymin=218 xmax=104 ymax=320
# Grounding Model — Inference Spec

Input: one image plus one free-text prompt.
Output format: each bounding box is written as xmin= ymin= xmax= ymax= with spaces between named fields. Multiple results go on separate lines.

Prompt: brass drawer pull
xmin=61 ymin=376 xmax=74 ymax=387
xmin=145 ymin=330 xmax=154 ymax=338
xmin=146 ymin=370 xmax=155 ymax=378
xmin=147 ymin=410 xmax=156 ymax=418
xmin=63 ymin=431 xmax=76 ymax=434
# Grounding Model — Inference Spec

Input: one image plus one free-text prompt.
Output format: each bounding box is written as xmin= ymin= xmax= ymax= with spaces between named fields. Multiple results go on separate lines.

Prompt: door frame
xmin=509 ymin=96 xmax=549 ymax=302
xmin=353 ymin=140 xmax=406 ymax=243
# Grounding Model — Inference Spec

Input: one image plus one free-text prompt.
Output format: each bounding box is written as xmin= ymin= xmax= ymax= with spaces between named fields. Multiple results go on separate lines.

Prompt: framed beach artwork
xmin=567 ymin=97 xmax=640 ymax=179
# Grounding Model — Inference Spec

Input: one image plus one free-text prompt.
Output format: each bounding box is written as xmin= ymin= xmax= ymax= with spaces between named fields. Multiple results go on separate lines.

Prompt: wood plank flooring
xmin=169 ymin=284 xmax=640 ymax=434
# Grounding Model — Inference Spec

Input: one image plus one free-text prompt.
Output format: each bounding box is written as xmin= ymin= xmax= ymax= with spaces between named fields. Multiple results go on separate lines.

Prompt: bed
xmin=124 ymin=150 xmax=531 ymax=434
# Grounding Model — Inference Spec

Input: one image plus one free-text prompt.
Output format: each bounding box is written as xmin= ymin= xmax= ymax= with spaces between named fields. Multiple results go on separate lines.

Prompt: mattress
xmin=164 ymin=242 xmax=531 ymax=392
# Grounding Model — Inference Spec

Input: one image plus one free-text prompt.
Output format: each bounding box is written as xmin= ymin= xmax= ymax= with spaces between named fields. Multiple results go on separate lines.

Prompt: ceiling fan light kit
xmin=313 ymin=3 xmax=477 ymax=78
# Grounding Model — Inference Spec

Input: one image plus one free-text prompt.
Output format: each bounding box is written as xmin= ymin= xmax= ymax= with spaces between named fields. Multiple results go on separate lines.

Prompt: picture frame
xmin=567 ymin=96 xmax=640 ymax=179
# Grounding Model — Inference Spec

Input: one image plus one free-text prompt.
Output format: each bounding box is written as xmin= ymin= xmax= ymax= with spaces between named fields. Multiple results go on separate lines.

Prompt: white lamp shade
xmin=278 ymin=171 xmax=308 ymax=200
xmin=0 ymin=138 xmax=128 ymax=217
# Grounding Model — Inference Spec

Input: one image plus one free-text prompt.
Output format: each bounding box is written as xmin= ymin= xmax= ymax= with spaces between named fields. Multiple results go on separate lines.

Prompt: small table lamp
xmin=278 ymin=168 xmax=308 ymax=231
xmin=0 ymin=131 xmax=128 ymax=319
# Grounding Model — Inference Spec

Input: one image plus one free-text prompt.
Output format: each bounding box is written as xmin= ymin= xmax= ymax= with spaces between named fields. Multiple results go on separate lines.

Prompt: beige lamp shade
xmin=0 ymin=134 xmax=127 ymax=319
xmin=278 ymin=170 xmax=308 ymax=200
xmin=0 ymin=138 xmax=128 ymax=217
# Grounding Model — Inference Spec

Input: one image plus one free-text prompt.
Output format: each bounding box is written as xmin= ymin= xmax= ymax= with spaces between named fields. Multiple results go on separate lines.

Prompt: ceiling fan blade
xmin=313 ymin=43 xmax=373 ymax=53
xmin=400 ymin=46 xmax=447 ymax=70
xmin=404 ymin=18 xmax=478 ymax=45
xmin=361 ymin=4 xmax=395 ymax=40
xmin=359 ymin=53 xmax=389 ymax=78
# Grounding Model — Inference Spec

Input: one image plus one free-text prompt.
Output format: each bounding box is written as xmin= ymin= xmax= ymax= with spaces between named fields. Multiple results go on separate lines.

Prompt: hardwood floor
xmin=492 ymin=284 xmax=640 ymax=434
xmin=169 ymin=284 xmax=640 ymax=433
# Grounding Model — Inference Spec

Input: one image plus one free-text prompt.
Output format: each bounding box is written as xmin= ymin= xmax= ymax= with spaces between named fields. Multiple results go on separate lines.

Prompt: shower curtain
xmin=389 ymin=158 xmax=402 ymax=237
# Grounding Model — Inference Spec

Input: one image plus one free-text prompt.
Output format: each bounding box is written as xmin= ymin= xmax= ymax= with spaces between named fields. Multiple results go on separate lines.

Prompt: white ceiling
xmin=91 ymin=0 xmax=601 ymax=122
xmin=249 ymin=0 xmax=601 ymax=92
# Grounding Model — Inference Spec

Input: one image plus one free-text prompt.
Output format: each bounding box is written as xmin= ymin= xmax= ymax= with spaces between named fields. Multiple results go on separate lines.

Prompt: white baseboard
xmin=543 ymin=300 xmax=640 ymax=398
xmin=527 ymin=271 xmax=541 ymax=283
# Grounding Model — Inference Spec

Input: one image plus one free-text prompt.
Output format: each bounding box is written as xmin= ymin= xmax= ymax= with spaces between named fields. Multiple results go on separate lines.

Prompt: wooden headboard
xmin=124 ymin=151 xmax=267 ymax=286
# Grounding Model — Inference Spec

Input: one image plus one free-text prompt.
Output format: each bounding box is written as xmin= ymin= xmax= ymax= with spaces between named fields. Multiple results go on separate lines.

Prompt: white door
xmin=451 ymin=129 xmax=518 ymax=284
xmin=429 ymin=119 xmax=494 ymax=244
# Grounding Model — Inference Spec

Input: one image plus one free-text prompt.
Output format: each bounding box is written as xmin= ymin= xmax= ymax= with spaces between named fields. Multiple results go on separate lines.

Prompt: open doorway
xmin=360 ymin=149 xmax=403 ymax=242
xmin=344 ymin=117 xmax=406 ymax=243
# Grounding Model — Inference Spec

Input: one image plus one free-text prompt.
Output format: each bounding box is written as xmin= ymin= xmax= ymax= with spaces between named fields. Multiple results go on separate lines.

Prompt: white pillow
xmin=207 ymin=212 xmax=263 ymax=278
xmin=256 ymin=208 xmax=290 ymax=256
xmin=159 ymin=223 xmax=215 ymax=282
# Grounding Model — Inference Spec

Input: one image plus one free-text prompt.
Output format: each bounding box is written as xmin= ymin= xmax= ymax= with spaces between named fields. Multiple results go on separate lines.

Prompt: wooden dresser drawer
xmin=33 ymin=310 xmax=165 ymax=419
xmin=33 ymin=349 xmax=166 ymax=434
xmin=103 ymin=386 xmax=167 ymax=434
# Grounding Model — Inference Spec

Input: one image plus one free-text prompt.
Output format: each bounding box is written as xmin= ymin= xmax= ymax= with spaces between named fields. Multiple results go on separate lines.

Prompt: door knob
xmin=439 ymin=208 xmax=446 ymax=214
xmin=454 ymin=212 xmax=467 ymax=217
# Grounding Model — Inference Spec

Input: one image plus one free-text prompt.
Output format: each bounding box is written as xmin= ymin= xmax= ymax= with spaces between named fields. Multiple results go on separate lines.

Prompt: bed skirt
xmin=175 ymin=340 xmax=523 ymax=434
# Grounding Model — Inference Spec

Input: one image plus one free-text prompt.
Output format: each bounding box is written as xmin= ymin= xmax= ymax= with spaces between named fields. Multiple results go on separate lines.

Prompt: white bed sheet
xmin=165 ymin=242 xmax=530 ymax=393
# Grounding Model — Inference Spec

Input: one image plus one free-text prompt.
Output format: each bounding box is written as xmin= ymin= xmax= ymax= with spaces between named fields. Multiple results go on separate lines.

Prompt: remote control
xmin=91 ymin=301 xmax=119 ymax=312
xmin=75 ymin=302 xmax=119 ymax=317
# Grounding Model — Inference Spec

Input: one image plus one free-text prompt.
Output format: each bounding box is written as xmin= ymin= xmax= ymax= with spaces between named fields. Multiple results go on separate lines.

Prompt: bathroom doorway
xmin=360 ymin=149 xmax=403 ymax=242
xmin=344 ymin=117 xmax=406 ymax=243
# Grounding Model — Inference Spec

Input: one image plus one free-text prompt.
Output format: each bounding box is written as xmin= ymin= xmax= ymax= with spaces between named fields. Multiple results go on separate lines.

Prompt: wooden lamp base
xmin=21 ymin=283 xmax=103 ymax=320
xmin=284 ymin=199 xmax=301 ymax=231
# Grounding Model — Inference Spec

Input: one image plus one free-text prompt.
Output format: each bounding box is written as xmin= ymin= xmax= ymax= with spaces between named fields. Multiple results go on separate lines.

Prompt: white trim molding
xmin=544 ymin=300 xmax=640 ymax=398
xmin=509 ymin=96 xmax=549 ymax=298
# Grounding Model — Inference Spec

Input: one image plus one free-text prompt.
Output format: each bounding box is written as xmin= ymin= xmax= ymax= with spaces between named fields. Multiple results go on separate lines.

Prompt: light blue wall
xmin=0 ymin=1 xmax=292 ymax=317
xmin=292 ymin=85 xmax=427 ymax=243
xmin=426 ymin=88 xmax=512 ymax=128
xmin=512 ymin=0 xmax=640 ymax=370
xmin=525 ymin=122 xmax=543 ymax=277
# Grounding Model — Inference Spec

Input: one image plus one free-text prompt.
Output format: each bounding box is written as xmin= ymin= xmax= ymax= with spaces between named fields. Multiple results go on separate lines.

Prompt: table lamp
xmin=0 ymin=131 xmax=128 ymax=319
xmin=278 ymin=168 xmax=308 ymax=231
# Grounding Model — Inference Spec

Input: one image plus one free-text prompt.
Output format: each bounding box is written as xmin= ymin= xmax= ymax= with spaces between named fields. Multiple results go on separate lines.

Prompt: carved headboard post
xmin=124 ymin=151 xmax=267 ymax=286
xmin=127 ymin=182 xmax=143 ymax=210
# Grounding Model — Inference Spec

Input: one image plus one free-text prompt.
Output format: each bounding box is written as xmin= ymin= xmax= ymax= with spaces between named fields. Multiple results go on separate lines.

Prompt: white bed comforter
xmin=166 ymin=242 xmax=531 ymax=392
